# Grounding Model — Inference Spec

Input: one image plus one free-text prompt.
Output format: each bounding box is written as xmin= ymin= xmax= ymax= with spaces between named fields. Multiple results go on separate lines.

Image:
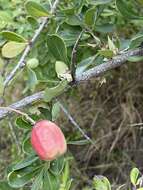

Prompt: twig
xmin=58 ymin=101 xmax=96 ymax=147
xmin=4 ymin=0 xmax=60 ymax=88
xmin=70 ymin=30 xmax=84 ymax=81
xmin=75 ymin=47 xmax=143 ymax=82
xmin=0 ymin=48 xmax=143 ymax=120
xmin=0 ymin=106 xmax=35 ymax=124
xmin=0 ymin=91 xmax=44 ymax=120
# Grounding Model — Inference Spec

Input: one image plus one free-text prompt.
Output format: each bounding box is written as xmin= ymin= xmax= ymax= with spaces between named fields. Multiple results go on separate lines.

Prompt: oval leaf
xmin=25 ymin=1 xmax=49 ymax=17
xmin=2 ymin=42 xmax=26 ymax=58
xmin=130 ymin=168 xmax=140 ymax=186
xmin=1 ymin=31 xmax=27 ymax=43
xmin=44 ymin=80 xmax=68 ymax=102
xmin=47 ymin=35 xmax=67 ymax=63
xmin=12 ymin=155 xmax=38 ymax=171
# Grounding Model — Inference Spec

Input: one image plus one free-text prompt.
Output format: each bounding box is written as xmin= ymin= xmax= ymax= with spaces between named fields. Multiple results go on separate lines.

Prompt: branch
xmin=0 ymin=47 xmax=143 ymax=120
xmin=75 ymin=48 xmax=143 ymax=82
xmin=4 ymin=0 xmax=60 ymax=88
xmin=0 ymin=91 xmax=44 ymax=120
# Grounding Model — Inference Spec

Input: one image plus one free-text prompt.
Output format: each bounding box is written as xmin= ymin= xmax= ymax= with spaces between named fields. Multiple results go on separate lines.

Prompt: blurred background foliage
xmin=1 ymin=0 xmax=143 ymax=189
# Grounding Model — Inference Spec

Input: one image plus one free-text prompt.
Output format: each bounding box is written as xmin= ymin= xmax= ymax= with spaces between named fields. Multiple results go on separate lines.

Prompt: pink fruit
xmin=31 ymin=120 xmax=67 ymax=161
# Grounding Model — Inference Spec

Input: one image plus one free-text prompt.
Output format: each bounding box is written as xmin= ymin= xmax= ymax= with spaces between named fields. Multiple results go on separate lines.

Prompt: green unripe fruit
xmin=27 ymin=58 xmax=39 ymax=69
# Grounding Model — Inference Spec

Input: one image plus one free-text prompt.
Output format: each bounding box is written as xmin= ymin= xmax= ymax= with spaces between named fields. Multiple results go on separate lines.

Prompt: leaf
xmin=2 ymin=42 xmax=27 ymax=58
xmin=8 ymin=166 xmax=41 ymax=188
xmin=27 ymin=58 xmax=39 ymax=69
xmin=93 ymin=175 xmax=111 ymax=190
xmin=98 ymin=49 xmax=114 ymax=58
xmin=87 ymin=0 xmax=112 ymax=5
xmin=27 ymin=16 xmax=39 ymax=28
xmin=108 ymin=36 xmax=118 ymax=54
xmin=67 ymin=139 xmax=90 ymax=145
xmin=15 ymin=116 xmax=32 ymax=129
xmin=60 ymin=160 xmax=70 ymax=189
xmin=84 ymin=7 xmax=97 ymax=28
xmin=12 ymin=155 xmax=38 ymax=171
xmin=52 ymin=102 xmax=61 ymax=121
xmin=38 ymin=107 xmax=52 ymax=120
xmin=116 ymin=0 xmax=143 ymax=20
xmin=27 ymin=68 xmax=38 ymax=90
xmin=25 ymin=1 xmax=49 ymax=17
xmin=43 ymin=168 xmax=60 ymax=190
xmin=76 ymin=55 xmax=97 ymax=76
xmin=50 ymin=157 xmax=65 ymax=176
xmin=44 ymin=80 xmax=68 ymax=102
xmin=129 ymin=35 xmax=143 ymax=49
xmin=22 ymin=134 xmax=34 ymax=154
xmin=0 ymin=75 xmax=4 ymax=96
xmin=130 ymin=168 xmax=140 ymax=186
xmin=31 ymin=169 xmax=44 ymax=190
xmin=58 ymin=29 xmax=90 ymax=47
xmin=127 ymin=56 xmax=143 ymax=62
xmin=1 ymin=31 xmax=27 ymax=43
xmin=0 ymin=11 xmax=12 ymax=29
xmin=0 ymin=181 xmax=15 ymax=190
xmin=55 ymin=61 xmax=72 ymax=82
xmin=47 ymin=35 xmax=67 ymax=63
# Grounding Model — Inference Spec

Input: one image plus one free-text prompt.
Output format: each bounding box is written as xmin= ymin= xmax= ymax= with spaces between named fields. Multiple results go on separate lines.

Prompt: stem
xmin=0 ymin=107 xmax=35 ymax=125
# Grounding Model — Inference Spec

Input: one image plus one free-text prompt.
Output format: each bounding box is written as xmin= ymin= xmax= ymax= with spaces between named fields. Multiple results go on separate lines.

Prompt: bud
xmin=31 ymin=120 xmax=67 ymax=161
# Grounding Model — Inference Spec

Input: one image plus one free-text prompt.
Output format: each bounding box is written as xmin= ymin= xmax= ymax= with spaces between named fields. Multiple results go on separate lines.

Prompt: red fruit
xmin=31 ymin=120 xmax=67 ymax=161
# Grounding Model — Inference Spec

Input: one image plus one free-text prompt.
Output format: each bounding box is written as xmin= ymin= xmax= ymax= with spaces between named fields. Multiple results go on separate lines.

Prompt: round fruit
xmin=31 ymin=120 xmax=67 ymax=161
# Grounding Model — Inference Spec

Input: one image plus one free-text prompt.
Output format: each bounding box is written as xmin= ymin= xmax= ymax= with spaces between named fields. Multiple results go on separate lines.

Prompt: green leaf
xmin=38 ymin=107 xmax=52 ymax=120
xmin=52 ymin=102 xmax=61 ymax=121
xmin=87 ymin=0 xmax=112 ymax=5
xmin=27 ymin=16 xmax=39 ymax=28
xmin=93 ymin=176 xmax=111 ymax=190
xmin=2 ymin=41 xmax=27 ymax=58
xmin=12 ymin=155 xmax=38 ymax=171
xmin=44 ymin=80 xmax=68 ymax=102
xmin=129 ymin=35 xmax=143 ymax=49
xmin=0 ymin=181 xmax=15 ymax=190
xmin=27 ymin=58 xmax=39 ymax=69
xmin=47 ymin=35 xmax=67 ymax=63
xmin=50 ymin=157 xmax=65 ymax=176
xmin=0 ymin=75 xmax=4 ymax=96
xmin=8 ymin=166 xmax=41 ymax=188
xmin=58 ymin=29 xmax=90 ymax=47
xmin=22 ymin=134 xmax=34 ymax=154
xmin=43 ymin=168 xmax=60 ymax=190
xmin=1 ymin=31 xmax=27 ymax=43
xmin=127 ymin=56 xmax=143 ymax=62
xmin=60 ymin=160 xmax=71 ymax=189
xmin=76 ymin=55 xmax=97 ymax=76
xmin=27 ymin=68 xmax=38 ymax=90
xmin=130 ymin=168 xmax=140 ymax=186
xmin=55 ymin=61 xmax=72 ymax=82
xmin=0 ymin=11 xmax=12 ymax=29
xmin=108 ymin=36 xmax=117 ymax=54
xmin=84 ymin=7 xmax=97 ymax=28
xmin=116 ymin=0 xmax=143 ymax=19
xmin=15 ymin=116 xmax=32 ymax=129
xmin=25 ymin=1 xmax=49 ymax=17
xmin=98 ymin=49 xmax=114 ymax=58
xmin=68 ymin=139 xmax=90 ymax=145
xmin=31 ymin=169 xmax=44 ymax=190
